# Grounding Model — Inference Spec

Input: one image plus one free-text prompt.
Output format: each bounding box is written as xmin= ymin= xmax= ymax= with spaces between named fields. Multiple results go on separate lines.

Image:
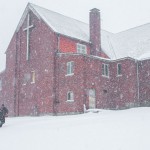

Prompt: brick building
xmin=0 ymin=3 xmax=150 ymax=116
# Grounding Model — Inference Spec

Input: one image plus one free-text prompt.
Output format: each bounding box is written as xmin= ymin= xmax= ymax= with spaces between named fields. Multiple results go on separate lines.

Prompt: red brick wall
xmin=54 ymin=54 xmax=138 ymax=113
xmin=15 ymin=11 xmax=58 ymax=116
xmin=59 ymin=35 xmax=91 ymax=54
xmin=0 ymin=33 xmax=18 ymax=116
xmin=100 ymin=51 xmax=109 ymax=58
xmin=54 ymin=54 xmax=85 ymax=114
xmin=138 ymin=59 xmax=150 ymax=105
xmin=0 ymin=11 xmax=58 ymax=116
xmin=1 ymin=7 xmax=150 ymax=117
xmin=84 ymin=57 xmax=137 ymax=109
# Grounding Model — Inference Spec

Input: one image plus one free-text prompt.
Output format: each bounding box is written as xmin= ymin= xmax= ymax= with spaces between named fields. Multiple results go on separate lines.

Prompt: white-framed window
xmin=31 ymin=71 xmax=35 ymax=83
xmin=67 ymin=91 xmax=74 ymax=101
xmin=117 ymin=64 xmax=122 ymax=76
xmin=66 ymin=61 xmax=74 ymax=75
xmin=77 ymin=43 xmax=87 ymax=54
xmin=0 ymin=80 xmax=2 ymax=91
xmin=102 ymin=63 xmax=109 ymax=77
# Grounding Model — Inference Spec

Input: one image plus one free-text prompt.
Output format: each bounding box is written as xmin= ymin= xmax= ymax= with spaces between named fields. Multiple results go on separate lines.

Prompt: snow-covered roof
xmin=109 ymin=23 xmax=150 ymax=60
xmin=17 ymin=3 xmax=150 ymax=60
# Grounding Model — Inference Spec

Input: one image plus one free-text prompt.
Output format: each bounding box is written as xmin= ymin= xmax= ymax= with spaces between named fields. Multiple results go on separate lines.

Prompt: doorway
xmin=89 ymin=89 xmax=96 ymax=109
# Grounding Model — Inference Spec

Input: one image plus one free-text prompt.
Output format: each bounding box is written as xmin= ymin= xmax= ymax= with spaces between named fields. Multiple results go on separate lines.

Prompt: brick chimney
xmin=90 ymin=8 xmax=101 ymax=55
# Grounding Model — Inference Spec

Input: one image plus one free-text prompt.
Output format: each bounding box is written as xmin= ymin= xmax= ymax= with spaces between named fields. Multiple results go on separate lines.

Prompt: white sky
xmin=0 ymin=0 xmax=150 ymax=71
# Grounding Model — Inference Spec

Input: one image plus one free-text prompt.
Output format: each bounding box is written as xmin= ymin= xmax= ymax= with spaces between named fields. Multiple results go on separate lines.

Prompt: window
xmin=67 ymin=91 xmax=74 ymax=101
xmin=0 ymin=80 xmax=2 ymax=91
xmin=67 ymin=61 xmax=74 ymax=75
xmin=117 ymin=64 xmax=122 ymax=76
xmin=31 ymin=71 xmax=35 ymax=83
xmin=23 ymin=73 xmax=31 ymax=85
xmin=102 ymin=64 xmax=109 ymax=77
xmin=77 ymin=43 xmax=87 ymax=54
xmin=103 ymin=89 xmax=107 ymax=94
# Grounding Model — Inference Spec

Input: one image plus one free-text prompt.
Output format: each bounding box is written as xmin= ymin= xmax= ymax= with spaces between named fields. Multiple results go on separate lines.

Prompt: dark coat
xmin=1 ymin=106 xmax=8 ymax=124
xmin=0 ymin=110 xmax=3 ymax=119
xmin=0 ymin=109 xmax=3 ymax=127
xmin=2 ymin=106 xmax=8 ymax=116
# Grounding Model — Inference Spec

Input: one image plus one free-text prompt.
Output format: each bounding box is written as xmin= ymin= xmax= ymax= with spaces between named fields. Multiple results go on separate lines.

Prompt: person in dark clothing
xmin=0 ymin=109 xmax=3 ymax=127
xmin=0 ymin=104 xmax=8 ymax=125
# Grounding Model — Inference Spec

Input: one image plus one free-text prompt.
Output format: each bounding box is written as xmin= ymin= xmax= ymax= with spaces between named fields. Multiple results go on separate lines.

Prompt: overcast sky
xmin=0 ymin=0 xmax=150 ymax=71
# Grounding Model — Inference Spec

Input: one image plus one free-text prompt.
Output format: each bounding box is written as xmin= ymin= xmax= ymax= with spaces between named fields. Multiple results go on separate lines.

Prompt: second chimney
xmin=90 ymin=8 xmax=101 ymax=55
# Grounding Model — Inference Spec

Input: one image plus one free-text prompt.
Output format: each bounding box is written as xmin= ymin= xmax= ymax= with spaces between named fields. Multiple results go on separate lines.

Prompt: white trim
xmin=65 ymin=73 xmax=74 ymax=76
xmin=67 ymin=91 xmax=74 ymax=102
xmin=102 ymin=75 xmax=110 ymax=78
xmin=102 ymin=63 xmax=109 ymax=77
xmin=57 ymin=52 xmax=136 ymax=62
xmin=16 ymin=3 xmax=41 ymax=32
xmin=66 ymin=61 xmax=74 ymax=75
xmin=66 ymin=100 xmax=74 ymax=102
xmin=77 ymin=43 xmax=87 ymax=54
xmin=117 ymin=63 xmax=122 ymax=76
xmin=23 ymin=13 xmax=34 ymax=60
xmin=31 ymin=71 xmax=35 ymax=84
xmin=117 ymin=74 xmax=122 ymax=77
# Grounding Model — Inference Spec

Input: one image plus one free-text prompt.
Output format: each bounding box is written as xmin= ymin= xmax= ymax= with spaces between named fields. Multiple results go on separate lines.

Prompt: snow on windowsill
xmin=66 ymin=100 xmax=74 ymax=102
xmin=65 ymin=73 xmax=74 ymax=77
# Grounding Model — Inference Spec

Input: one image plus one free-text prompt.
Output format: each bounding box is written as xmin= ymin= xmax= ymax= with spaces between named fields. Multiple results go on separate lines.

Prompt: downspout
xmin=83 ymin=55 xmax=87 ymax=112
xmin=57 ymin=34 xmax=60 ymax=104
xmin=53 ymin=34 xmax=60 ymax=115
xmin=14 ymin=32 xmax=19 ymax=116
xmin=57 ymin=34 xmax=60 ymax=52
xmin=136 ymin=60 xmax=140 ymax=105
xmin=55 ymin=34 xmax=60 ymax=103
xmin=16 ymin=30 xmax=21 ymax=116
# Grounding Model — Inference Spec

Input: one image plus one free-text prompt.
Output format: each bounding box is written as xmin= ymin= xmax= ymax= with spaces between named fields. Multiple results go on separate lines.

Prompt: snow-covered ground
xmin=0 ymin=107 xmax=150 ymax=150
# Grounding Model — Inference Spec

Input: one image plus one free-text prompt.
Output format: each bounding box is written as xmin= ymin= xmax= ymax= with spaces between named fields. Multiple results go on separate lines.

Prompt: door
xmin=89 ymin=89 xmax=96 ymax=109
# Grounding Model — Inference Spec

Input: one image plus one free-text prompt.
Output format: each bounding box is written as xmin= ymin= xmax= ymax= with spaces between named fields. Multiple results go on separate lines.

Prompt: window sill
xmin=102 ymin=75 xmax=109 ymax=78
xmin=31 ymin=82 xmax=35 ymax=84
xmin=117 ymin=74 xmax=122 ymax=77
xmin=66 ymin=100 xmax=74 ymax=102
xmin=65 ymin=73 xmax=74 ymax=77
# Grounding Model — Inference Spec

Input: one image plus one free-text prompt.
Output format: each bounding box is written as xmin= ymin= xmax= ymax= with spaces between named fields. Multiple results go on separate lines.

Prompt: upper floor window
xmin=0 ymin=80 xmax=2 ymax=91
xmin=102 ymin=64 xmax=109 ymax=77
xmin=77 ymin=43 xmax=87 ymax=54
xmin=67 ymin=91 xmax=74 ymax=101
xmin=117 ymin=64 xmax=122 ymax=76
xmin=67 ymin=61 xmax=74 ymax=75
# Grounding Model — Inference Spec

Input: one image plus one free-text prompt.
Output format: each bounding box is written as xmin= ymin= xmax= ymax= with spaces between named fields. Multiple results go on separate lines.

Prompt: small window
xmin=117 ymin=64 xmax=122 ymax=76
xmin=67 ymin=91 xmax=74 ymax=101
xmin=103 ymin=89 xmax=107 ymax=94
xmin=102 ymin=64 xmax=109 ymax=77
xmin=77 ymin=43 xmax=87 ymax=54
xmin=31 ymin=71 xmax=35 ymax=83
xmin=67 ymin=61 xmax=74 ymax=75
xmin=0 ymin=80 xmax=2 ymax=91
xmin=23 ymin=73 xmax=31 ymax=85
